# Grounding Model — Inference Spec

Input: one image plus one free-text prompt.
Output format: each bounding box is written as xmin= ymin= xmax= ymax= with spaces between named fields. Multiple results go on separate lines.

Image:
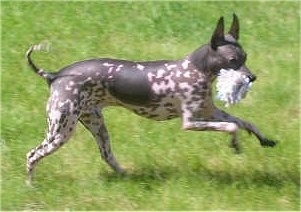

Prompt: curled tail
xmin=26 ymin=42 xmax=55 ymax=83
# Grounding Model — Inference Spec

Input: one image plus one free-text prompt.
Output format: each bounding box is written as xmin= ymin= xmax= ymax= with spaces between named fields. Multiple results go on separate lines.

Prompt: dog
xmin=26 ymin=14 xmax=276 ymax=184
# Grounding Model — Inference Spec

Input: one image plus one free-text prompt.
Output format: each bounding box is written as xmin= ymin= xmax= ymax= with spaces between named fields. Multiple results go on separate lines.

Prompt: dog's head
xmin=212 ymin=14 xmax=257 ymax=106
xmin=189 ymin=14 xmax=257 ymax=106
xmin=190 ymin=14 xmax=256 ymax=83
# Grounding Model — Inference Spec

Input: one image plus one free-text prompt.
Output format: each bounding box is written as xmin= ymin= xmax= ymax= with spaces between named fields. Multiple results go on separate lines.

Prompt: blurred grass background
xmin=1 ymin=1 xmax=300 ymax=210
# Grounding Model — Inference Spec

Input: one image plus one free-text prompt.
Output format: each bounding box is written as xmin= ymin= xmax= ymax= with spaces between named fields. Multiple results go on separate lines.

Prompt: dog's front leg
xmin=182 ymin=108 xmax=241 ymax=152
xmin=213 ymin=107 xmax=277 ymax=148
xmin=183 ymin=119 xmax=240 ymax=152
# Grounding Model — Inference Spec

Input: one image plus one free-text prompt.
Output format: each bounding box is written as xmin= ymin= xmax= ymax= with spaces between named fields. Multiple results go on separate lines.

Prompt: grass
xmin=1 ymin=1 xmax=300 ymax=210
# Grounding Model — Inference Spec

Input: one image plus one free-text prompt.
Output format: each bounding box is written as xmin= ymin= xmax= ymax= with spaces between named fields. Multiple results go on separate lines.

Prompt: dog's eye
xmin=229 ymin=58 xmax=237 ymax=63
xmin=228 ymin=57 xmax=242 ymax=70
xmin=228 ymin=58 xmax=241 ymax=70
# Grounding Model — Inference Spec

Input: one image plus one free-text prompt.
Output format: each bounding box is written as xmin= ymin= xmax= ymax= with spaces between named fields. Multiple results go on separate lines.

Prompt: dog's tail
xmin=26 ymin=42 xmax=55 ymax=83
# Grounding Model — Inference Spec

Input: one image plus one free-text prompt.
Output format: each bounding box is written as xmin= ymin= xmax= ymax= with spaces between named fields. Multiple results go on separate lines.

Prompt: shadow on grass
xmin=100 ymin=164 xmax=299 ymax=189
xmin=100 ymin=167 xmax=172 ymax=184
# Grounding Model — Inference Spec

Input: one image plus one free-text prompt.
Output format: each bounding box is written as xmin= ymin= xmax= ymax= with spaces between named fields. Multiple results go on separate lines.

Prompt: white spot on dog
xmin=182 ymin=60 xmax=190 ymax=69
xmin=116 ymin=65 xmax=124 ymax=72
xmin=73 ymin=88 xmax=79 ymax=95
xmin=166 ymin=64 xmax=177 ymax=70
xmin=156 ymin=69 xmax=166 ymax=78
xmin=103 ymin=62 xmax=114 ymax=67
xmin=183 ymin=71 xmax=190 ymax=78
xmin=176 ymin=71 xmax=182 ymax=78
xmin=85 ymin=77 xmax=92 ymax=82
xmin=178 ymin=82 xmax=191 ymax=90
xmin=108 ymin=67 xmax=114 ymax=74
xmin=151 ymin=82 xmax=163 ymax=94
xmin=136 ymin=64 xmax=145 ymax=70
xmin=65 ymin=85 xmax=72 ymax=91
xmin=147 ymin=72 xmax=156 ymax=82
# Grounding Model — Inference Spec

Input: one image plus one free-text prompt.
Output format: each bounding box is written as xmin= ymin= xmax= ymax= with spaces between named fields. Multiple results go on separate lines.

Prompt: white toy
xmin=216 ymin=69 xmax=253 ymax=107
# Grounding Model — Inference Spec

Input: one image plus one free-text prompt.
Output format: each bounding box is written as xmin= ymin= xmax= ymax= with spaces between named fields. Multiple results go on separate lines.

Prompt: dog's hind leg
xmin=26 ymin=101 xmax=79 ymax=185
xmin=79 ymin=108 xmax=125 ymax=174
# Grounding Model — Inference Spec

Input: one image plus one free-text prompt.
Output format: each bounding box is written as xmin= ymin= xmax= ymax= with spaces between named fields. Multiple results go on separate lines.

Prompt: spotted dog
xmin=26 ymin=14 xmax=276 ymax=184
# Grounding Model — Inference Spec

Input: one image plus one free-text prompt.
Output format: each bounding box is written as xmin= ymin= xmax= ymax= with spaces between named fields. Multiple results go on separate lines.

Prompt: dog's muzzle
xmin=216 ymin=69 xmax=254 ymax=107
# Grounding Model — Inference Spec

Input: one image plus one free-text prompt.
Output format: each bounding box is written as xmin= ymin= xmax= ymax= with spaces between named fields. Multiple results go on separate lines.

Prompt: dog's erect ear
xmin=211 ymin=16 xmax=224 ymax=50
xmin=229 ymin=13 xmax=239 ymax=40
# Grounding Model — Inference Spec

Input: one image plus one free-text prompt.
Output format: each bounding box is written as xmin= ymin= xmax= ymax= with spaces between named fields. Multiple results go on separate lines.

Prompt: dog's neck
xmin=188 ymin=44 xmax=221 ymax=82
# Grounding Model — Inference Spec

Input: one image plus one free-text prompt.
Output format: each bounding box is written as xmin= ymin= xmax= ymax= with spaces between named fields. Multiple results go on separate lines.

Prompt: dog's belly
xmin=120 ymin=96 xmax=181 ymax=121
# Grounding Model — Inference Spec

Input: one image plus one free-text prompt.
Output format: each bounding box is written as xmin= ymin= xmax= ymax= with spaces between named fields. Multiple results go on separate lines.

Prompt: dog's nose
xmin=248 ymin=74 xmax=256 ymax=82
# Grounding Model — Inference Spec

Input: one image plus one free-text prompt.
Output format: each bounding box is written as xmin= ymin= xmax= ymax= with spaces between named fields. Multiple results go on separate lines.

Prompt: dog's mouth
xmin=216 ymin=69 xmax=253 ymax=107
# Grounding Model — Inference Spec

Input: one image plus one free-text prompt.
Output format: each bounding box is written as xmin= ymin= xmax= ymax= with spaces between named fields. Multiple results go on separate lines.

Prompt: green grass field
xmin=1 ymin=1 xmax=300 ymax=210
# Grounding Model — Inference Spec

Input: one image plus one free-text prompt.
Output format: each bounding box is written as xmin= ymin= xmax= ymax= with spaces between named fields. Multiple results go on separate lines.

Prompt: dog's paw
xmin=260 ymin=138 xmax=277 ymax=147
xmin=115 ymin=167 xmax=127 ymax=175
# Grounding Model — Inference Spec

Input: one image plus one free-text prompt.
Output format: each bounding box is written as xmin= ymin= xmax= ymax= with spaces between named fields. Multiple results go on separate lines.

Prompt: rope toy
xmin=216 ymin=69 xmax=253 ymax=107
